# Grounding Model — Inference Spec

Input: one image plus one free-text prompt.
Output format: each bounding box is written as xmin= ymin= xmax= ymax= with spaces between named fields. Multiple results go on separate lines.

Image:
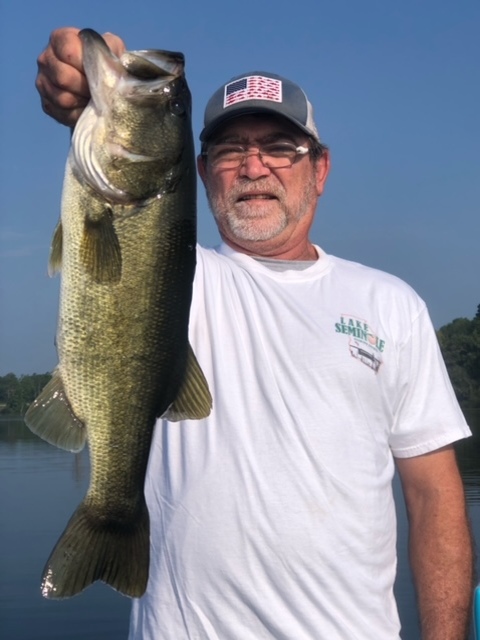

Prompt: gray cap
xmin=199 ymin=71 xmax=320 ymax=143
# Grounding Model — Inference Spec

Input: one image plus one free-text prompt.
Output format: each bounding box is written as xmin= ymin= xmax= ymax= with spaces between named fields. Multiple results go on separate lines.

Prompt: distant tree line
xmin=0 ymin=372 xmax=52 ymax=416
xmin=1 ymin=305 xmax=479 ymax=415
xmin=436 ymin=304 xmax=480 ymax=410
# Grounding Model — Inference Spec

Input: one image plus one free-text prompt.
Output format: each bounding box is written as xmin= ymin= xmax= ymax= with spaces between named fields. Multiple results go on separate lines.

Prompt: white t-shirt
xmin=129 ymin=244 xmax=470 ymax=640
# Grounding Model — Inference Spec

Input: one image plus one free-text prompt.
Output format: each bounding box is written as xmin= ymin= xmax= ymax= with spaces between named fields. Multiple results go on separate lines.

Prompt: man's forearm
xmin=397 ymin=447 xmax=475 ymax=640
xmin=408 ymin=494 xmax=475 ymax=640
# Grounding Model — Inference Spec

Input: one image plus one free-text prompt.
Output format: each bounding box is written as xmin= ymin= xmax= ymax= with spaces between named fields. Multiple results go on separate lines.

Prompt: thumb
xmin=102 ymin=32 xmax=127 ymax=58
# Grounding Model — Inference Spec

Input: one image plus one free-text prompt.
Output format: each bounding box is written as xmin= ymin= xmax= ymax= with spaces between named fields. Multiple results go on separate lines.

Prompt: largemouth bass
xmin=25 ymin=28 xmax=211 ymax=599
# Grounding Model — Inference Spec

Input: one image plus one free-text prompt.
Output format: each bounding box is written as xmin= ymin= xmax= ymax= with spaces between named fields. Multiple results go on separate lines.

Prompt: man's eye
xmin=263 ymin=143 xmax=296 ymax=157
xmin=221 ymin=145 xmax=244 ymax=153
xmin=213 ymin=146 xmax=244 ymax=158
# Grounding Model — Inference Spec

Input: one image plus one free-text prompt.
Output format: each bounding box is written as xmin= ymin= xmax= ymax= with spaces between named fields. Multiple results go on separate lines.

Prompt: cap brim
xmin=199 ymin=105 xmax=317 ymax=142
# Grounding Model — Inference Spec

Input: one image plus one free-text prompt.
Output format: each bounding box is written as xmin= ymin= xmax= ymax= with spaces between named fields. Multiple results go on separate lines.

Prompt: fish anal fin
xmin=48 ymin=221 xmax=63 ymax=276
xmin=41 ymin=499 xmax=149 ymax=599
xmin=80 ymin=208 xmax=122 ymax=284
xmin=163 ymin=344 xmax=212 ymax=421
xmin=24 ymin=369 xmax=87 ymax=452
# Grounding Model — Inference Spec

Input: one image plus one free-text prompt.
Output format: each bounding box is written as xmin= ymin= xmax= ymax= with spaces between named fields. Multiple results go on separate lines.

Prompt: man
xmin=36 ymin=28 xmax=474 ymax=640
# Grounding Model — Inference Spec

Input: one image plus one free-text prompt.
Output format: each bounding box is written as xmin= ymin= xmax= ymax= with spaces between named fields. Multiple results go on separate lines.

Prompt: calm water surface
xmin=1 ymin=411 xmax=480 ymax=639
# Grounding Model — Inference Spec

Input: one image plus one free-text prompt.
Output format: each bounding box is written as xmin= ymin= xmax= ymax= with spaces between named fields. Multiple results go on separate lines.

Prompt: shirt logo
xmin=335 ymin=315 xmax=386 ymax=373
xmin=224 ymin=76 xmax=282 ymax=107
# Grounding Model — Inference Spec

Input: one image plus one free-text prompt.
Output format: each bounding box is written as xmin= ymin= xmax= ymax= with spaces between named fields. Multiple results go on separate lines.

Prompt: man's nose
xmin=238 ymin=151 xmax=272 ymax=179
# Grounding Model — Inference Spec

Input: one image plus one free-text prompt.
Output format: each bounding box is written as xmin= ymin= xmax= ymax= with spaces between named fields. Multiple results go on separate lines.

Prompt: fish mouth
xmin=122 ymin=50 xmax=185 ymax=79
xmin=72 ymin=29 xmax=192 ymax=206
xmin=79 ymin=29 xmax=185 ymax=92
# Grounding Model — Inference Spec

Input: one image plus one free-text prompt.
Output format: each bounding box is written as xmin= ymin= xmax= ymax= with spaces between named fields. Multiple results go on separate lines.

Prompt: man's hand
xmin=35 ymin=27 xmax=125 ymax=127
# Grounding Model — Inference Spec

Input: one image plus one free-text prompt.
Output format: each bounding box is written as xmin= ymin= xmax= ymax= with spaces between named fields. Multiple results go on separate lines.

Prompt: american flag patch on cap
xmin=223 ymin=76 xmax=282 ymax=108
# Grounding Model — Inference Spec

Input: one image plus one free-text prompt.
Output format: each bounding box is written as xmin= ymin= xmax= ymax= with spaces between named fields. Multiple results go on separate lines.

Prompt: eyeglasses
xmin=203 ymin=141 xmax=310 ymax=169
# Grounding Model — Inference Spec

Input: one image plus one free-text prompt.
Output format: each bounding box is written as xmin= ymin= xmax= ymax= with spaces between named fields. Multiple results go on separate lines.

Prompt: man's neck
xmin=221 ymin=236 xmax=318 ymax=261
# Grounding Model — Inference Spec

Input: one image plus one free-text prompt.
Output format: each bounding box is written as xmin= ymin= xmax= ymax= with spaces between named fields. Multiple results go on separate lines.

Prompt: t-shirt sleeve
xmin=389 ymin=305 xmax=471 ymax=458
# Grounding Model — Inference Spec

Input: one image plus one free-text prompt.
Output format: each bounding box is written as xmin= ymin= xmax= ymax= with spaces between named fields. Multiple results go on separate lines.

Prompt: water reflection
xmin=456 ymin=410 xmax=480 ymax=503
xmin=0 ymin=416 xmax=50 ymax=444
xmin=0 ymin=417 xmax=89 ymax=485
xmin=2 ymin=412 xmax=480 ymax=640
xmin=457 ymin=441 xmax=480 ymax=502
xmin=0 ymin=417 xmax=130 ymax=640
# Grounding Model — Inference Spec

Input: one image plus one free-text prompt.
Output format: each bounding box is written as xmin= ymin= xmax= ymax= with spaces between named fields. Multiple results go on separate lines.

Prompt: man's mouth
xmin=237 ymin=194 xmax=277 ymax=202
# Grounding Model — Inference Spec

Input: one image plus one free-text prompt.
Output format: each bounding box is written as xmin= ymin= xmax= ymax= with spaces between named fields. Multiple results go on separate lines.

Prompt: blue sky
xmin=0 ymin=0 xmax=479 ymax=375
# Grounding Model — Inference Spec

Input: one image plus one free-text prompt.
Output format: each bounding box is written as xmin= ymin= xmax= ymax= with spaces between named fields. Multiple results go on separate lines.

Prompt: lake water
xmin=1 ymin=411 xmax=480 ymax=640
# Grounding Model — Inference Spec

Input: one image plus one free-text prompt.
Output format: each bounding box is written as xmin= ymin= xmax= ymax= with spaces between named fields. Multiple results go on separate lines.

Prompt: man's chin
xmin=232 ymin=200 xmax=280 ymax=218
xmin=225 ymin=219 xmax=287 ymax=243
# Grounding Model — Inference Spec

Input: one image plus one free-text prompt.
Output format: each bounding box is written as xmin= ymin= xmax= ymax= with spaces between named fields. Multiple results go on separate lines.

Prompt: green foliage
xmin=437 ymin=306 xmax=480 ymax=409
xmin=0 ymin=372 xmax=52 ymax=416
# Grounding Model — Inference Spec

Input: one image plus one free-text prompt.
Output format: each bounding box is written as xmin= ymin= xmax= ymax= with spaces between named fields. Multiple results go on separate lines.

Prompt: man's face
xmin=197 ymin=115 xmax=330 ymax=257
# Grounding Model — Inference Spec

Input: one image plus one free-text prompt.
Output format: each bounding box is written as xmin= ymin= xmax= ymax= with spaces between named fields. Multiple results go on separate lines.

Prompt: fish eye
xmin=169 ymin=99 xmax=186 ymax=116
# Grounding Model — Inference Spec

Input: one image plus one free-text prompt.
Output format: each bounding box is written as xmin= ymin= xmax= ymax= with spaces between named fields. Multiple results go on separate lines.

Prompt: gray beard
xmin=206 ymin=176 xmax=317 ymax=243
xmin=209 ymin=198 xmax=289 ymax=242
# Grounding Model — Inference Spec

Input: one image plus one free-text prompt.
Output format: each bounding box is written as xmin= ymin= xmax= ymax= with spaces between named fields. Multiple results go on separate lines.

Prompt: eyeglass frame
xmin=201 ymin=141 xmax=311 ymax=169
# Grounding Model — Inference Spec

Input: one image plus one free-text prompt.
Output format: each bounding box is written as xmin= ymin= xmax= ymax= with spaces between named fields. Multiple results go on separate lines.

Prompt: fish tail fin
xmin=41 ymin=499 xmax=149 ymax=599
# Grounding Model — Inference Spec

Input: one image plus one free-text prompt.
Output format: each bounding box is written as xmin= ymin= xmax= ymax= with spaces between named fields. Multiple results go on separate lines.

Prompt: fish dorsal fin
xmin=162 ymin=344 xmax=212 ymax=421
xmin=80 ymin=207 xmax=122 ymax=284
xmin=48 ymin=221 xmax=63 ymax=276
xmin=24 ymin=369 xmax=87 ymax=452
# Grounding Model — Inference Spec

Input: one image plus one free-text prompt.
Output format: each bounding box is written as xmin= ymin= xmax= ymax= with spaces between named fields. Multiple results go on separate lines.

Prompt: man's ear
xmin=315 ymin=150 xmax=331 ymax=197
xmin=197 ymin=154 xmax=207 ymax=186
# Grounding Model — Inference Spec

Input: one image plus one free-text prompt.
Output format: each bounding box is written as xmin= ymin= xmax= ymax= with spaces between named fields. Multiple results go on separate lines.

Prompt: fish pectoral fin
xmin=48 ymin=221 xmax=63 ymax=276
xmin=80 ymin=208 xmax=122 ymax=284
xmin=24 ymin=369 xmax=87 ymax=452
xmin=162 ymin=343 xmax=212 ymax=421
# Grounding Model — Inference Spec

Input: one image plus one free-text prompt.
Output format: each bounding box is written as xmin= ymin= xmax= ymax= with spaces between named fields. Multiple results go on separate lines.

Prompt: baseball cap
xmin=199 ymin=71 xmax=321 ymax=143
